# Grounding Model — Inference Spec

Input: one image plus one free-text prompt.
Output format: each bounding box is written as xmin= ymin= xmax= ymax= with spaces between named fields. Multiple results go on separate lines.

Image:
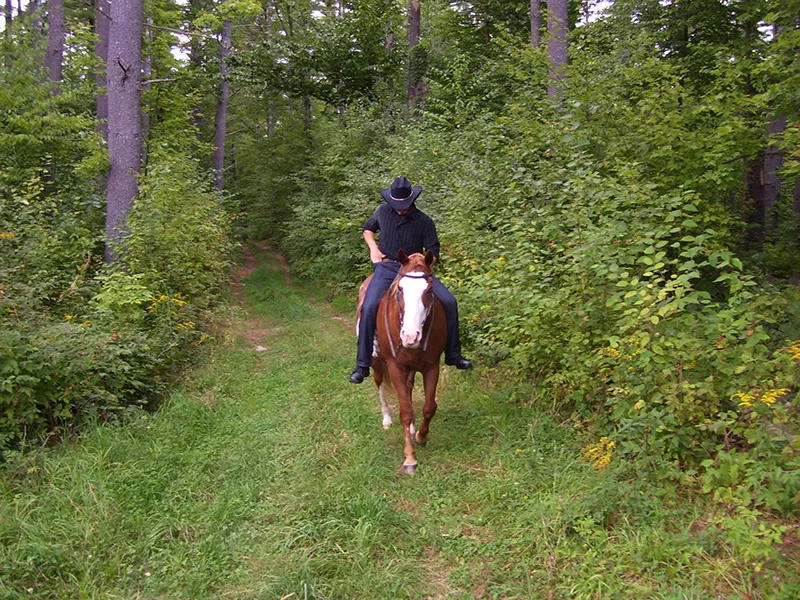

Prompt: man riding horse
xmin=349 ymin=176 xmax=473 ymax=384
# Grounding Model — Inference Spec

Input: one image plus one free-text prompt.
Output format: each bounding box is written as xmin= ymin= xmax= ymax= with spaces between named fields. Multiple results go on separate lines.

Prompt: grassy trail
xmin=0 ymin=246 xmax=787 ymax=599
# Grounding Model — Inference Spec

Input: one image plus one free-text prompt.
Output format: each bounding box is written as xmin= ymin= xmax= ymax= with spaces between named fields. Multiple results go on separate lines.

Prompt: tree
xmin=45 ymin=0 xmax=64 ymax=86
xmin=213 ymin=18 xmax=231 ymax=190
xmin=530 ymin=0 xmax=540 ymax=47
xmin=547 ymin=0 xmax=567 ymax=98
xmin=95 ymin=0 xmax=110 ymax=139
xmin=407 ymin=0 xmax=420 ymax=107
xmin=105 ymin=0 xmax=143 ymax=262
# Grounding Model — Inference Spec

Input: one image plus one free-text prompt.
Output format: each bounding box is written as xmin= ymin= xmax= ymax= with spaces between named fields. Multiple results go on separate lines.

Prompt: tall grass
xmin=1 ymin=246 xmax=797 ymax=599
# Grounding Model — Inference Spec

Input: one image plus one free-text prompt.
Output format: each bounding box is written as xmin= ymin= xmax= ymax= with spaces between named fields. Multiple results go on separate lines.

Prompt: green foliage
xmin=240 ymin=21 xmax=800 ymax=522
xmin=2 ymin=253 xmax=798 ymax=599
xmin=0 ymin=324 xmax=160 ymax=450
xmin=125 ymin=153 xmax=234 ymax=305
xmin=0 ymin=7 xmax=233 ymax=451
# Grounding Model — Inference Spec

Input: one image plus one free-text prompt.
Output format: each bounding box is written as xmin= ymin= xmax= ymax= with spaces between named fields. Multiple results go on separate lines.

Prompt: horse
xmin=356 ymin=250 xmax=447 ymax=475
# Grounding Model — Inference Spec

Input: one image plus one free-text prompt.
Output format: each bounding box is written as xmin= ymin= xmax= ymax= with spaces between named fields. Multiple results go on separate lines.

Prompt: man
xmin=349 ymin=176 xmax=473 ymax=384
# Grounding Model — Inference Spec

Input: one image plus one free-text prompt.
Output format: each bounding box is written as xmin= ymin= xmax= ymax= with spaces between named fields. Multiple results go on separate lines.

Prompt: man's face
xmin=394 ymin=205 xmax=413 ymax=216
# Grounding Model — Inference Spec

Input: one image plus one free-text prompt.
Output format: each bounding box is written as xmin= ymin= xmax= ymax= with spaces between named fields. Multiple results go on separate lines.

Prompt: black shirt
xmin=362 ymin=203 xmax=441 ymax=261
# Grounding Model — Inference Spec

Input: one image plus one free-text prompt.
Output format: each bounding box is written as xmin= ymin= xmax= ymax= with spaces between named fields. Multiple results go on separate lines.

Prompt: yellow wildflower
xmin=782 ymin=341 xmax=800 ymax=361
xmin=0 ymin=232 xmax=16 ymax=240
xmin=760 ymin=388 xmax=790 ymax=406
xmin=583 ymin=437 xmax=615 ymax=470
xmin=633 ymin=400 xmax=646 ymax=410
xmin=64 ymin=314 xmax=77 ymax=322
xmin=731 ymin=392 xmax=755 ymax=408
xmin=601 ymin=346 xmax=622 ymax=358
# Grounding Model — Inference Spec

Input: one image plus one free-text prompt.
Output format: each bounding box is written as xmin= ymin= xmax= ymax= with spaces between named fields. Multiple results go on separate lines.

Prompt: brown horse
xmin=357 ymin=250 xmax=447 ymax=474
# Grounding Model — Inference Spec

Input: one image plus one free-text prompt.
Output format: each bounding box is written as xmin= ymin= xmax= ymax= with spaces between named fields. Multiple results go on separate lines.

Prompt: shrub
xmin=124 ymin=152 xmax=234 ymax=305
xmin=0 ymin=324 xmax=160 ymax=450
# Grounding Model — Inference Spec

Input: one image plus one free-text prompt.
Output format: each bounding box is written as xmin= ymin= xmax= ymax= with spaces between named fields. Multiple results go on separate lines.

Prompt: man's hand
xmin=370 ymin=248 xmax=386 ymax=263
xmin=364 ymin=230 xmax=385 ymax=263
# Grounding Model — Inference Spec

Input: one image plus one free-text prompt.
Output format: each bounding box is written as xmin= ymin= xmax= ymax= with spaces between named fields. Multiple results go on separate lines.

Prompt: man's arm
xmin=364 ymin=230 xmax=385 ymax=263
xmin=362 ymin=206 xmax=385 ymax=263
xmin=423 ymin=216 xmax=440 ymax=264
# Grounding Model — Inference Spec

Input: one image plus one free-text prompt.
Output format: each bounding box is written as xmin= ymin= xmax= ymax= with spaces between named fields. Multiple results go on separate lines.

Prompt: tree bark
xmin=762 ymin=118 xmax=786 ymax=235
xmin=45 ymin=0 xmax=65 ymax=87
xmin=303 ymin=95 xmax=312 ymax=129
xmin=793 ymin=177 xmax=800 ymax=215
xmin=141 ymin=15 xmax=154 ymax=169
xmin=95 ymin=0 xmax=110 ymax=140
xmin=407 ymin=0 xmax=420 ymax=107
xmin=530 ymin=0 xmax=540 ymax=47
xmin=5 ymin=0 xmax=12 ymax=34
xmin=213 ymin=19 xmax=232 ymax=192
xmin=547 ymin=0 xmax=568 ymax=98
xmin=265 ymin=2 xmax=275 ymax=135
xmin=105 ymin=0 xmax=143 ymax=263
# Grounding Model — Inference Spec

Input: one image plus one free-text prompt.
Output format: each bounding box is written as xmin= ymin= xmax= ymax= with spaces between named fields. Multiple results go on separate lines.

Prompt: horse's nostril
xmin=400 ymin=330 xmax=422 ymax=347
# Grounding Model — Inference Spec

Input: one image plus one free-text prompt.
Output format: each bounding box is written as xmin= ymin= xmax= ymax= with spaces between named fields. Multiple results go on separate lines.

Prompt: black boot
xmin=446 ymin=356 xmax=473 ymax=370
xmin=349 ymin=366 xmax=370 ymax=384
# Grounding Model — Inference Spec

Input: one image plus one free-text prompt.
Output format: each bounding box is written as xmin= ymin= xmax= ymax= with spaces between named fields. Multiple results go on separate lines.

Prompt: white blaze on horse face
xmin=398 ymin=273 xmax=430 ymax=348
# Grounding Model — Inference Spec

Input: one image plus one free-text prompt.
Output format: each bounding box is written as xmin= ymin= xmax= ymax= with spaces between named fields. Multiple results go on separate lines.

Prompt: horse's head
xmin=394 ymin=249 xmax=435 ymax=349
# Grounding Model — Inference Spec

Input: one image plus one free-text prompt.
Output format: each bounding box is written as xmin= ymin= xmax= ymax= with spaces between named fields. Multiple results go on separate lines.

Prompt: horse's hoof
xmin=382 ymin=423 xmax=391 ymax=430
xmin=402 ymin=463 xmax=417 ymax=475
xmin=414 ymin=432 xmax=427 ymax=447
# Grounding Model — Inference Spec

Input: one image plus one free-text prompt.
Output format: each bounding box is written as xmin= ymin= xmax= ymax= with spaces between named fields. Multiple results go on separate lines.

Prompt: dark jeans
xmin=357 ymin=260 xmax=463 ymax=368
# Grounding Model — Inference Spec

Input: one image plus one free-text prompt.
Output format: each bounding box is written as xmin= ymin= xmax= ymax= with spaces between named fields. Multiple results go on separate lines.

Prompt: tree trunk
xmin=105 ymin=0 xmax=143 ymax=263
xmin=45 ymin=0 xmax=65 ymax=87
xmin=141 ymin=16 xmax=153 ymax=170
xmin=303 ymin=95 xmax=312 ymax=129
xmin=29 ymin=0 xmax=41 ymax=30
xmin=547 ymin=0 xmax=568 ymax=98
xmin=265 ymin=2 xmax=275 ymax=135
xmin=407 ymin=0 xmax=420 ymax=107
xmin=5 ymin=0 xmax=12 ymax=34
xmin=95 ymin=0 xmax=110 ymax=140
xmin=530 ymin=0 xmax=540 ymax=47
xmin=213 ymin=19 xmax=232 ymax=192
xmin=385 ymin=19 xmax=393 ymax=51
xmin=762 ymin=118 xmax=786 ymax=236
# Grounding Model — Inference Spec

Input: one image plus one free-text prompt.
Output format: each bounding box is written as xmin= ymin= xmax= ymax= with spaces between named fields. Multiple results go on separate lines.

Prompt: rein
xmin=384 ymin=270 xmax=435 ymax=359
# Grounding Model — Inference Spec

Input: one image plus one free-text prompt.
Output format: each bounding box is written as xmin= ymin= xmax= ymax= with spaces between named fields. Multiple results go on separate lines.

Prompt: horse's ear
xmin=397 ymin=249 xmax=409 ymax=265
xmin=425 ymin=250 xmax=434 ymax=267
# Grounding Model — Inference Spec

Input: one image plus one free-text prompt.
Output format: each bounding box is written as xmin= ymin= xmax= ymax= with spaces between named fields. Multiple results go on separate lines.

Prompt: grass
xmin=1 ymin=244 xmax=798 ymax=599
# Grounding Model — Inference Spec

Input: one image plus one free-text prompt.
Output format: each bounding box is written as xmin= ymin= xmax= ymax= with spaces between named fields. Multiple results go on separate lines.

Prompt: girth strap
xmin=422 ymin=300 xmax=435 ymax=352
xmin=384 ymin=302 xmax=398 ymax=358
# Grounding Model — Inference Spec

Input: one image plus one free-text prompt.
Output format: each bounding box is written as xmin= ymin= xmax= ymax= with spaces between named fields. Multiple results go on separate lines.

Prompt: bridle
xmin=384 ymin=270 xmax=436 ymax=358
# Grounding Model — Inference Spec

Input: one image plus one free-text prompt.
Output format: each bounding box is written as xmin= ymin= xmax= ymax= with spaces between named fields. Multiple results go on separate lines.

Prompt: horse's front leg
xmin=372 ymin=358 xmax=392 ymax=429
xmin=387 ymin=362 xmax=417 ymax=474
xmin=415 ymin=362 xmax=440 ymax=446
xmin=406 ymin=371 xmax=416 ymax=437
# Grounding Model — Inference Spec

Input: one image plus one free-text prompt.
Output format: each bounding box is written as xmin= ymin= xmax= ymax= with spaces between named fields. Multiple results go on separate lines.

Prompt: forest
xmin=1 ymin=0 xmax=800 ymax=597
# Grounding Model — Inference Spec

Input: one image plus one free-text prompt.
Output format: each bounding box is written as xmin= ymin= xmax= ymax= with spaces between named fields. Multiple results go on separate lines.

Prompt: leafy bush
xmin=0 ymin=324 xmax=160 ymax=450
xmin=245 ymin=63 xmax=799 ymax=518
xmin=124 ymin=153 xmax=235 ymax=305
xmin=0 ymin=62 xmax=233 ymax=451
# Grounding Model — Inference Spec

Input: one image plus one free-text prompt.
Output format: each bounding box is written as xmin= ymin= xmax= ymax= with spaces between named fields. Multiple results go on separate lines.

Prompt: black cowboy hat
xmin=380 ymin=176 xmax=423 ymax=210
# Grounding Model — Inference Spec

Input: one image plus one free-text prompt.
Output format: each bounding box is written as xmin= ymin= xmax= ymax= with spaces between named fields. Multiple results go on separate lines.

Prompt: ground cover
xmin=1 ymin=245 xmax=797 ymax=599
